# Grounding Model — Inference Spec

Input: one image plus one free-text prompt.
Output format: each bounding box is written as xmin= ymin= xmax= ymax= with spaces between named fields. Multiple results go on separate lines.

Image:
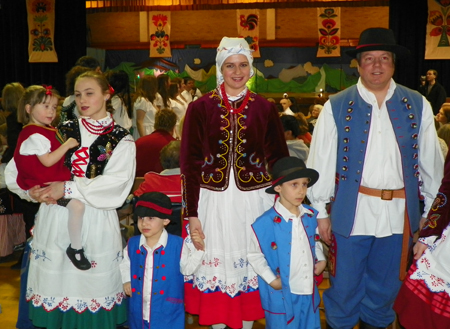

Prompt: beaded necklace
xmin=81 ymin=118 xmax=114 ymax=135
xmin=220 ymin=83 xmax=250 ymax=114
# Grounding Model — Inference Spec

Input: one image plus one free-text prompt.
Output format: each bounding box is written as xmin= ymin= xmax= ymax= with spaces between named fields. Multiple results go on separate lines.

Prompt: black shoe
xmin=66 ymin=245 xmax=91 ymax=270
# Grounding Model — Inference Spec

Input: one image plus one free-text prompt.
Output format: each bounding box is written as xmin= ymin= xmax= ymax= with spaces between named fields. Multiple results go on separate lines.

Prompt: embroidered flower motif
xmin=91 ymin=260 xmax=97 ymax=268
xmin=97 ymin=142 xmax=113 ymax=161
xmin=273 ymin=216 xmax=282 ymax=223
xmin=314 ymin=234 xmax=320 ymax=241
xmin=271 ymin=242 xmax=277 ymax=250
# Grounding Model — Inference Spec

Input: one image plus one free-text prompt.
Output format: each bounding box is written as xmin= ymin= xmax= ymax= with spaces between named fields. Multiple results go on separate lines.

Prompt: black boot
xmin=359 ymin=319 xmax=386 ymax=329
xmin=326 ymin=323 xmax=334 ymax=329
xmin=66 ymin=245 xmax=91 ymax=270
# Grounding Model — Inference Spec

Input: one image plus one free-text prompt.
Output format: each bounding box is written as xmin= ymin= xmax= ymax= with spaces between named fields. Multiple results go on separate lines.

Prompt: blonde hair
xmin=2 ymin=82 xmax=25 ymax=113
xmin=438 ymin=124 xmax=450 ymax=147
xmin=17 ymin=85 xmax=60 ymax=125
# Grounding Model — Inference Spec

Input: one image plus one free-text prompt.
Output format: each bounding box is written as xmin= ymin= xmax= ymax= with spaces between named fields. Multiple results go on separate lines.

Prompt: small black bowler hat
xmin=346 ymin=28 xmax=410 ymax=59
xmin=134 ymin=192 xmax=173 ymax=221
xmin=265 ymin=157 xmax=319 ymax=194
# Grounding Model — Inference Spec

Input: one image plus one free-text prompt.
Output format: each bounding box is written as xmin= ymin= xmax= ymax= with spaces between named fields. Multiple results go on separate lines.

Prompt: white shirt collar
xmin=356 ymin=77 xmax=396 ymax=106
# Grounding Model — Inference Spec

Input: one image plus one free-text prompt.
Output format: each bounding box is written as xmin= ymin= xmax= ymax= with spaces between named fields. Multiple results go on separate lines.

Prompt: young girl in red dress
xmin=15 ymin=85 xmax=90 ymax=270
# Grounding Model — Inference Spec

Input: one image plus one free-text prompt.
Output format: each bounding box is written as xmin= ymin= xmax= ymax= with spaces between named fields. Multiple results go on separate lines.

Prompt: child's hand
xmin=64 ymin=137 xmax=79 ymax=149
xmin=269 ymin=276 xmax=282 ymax=290
xmin=123 ymin=282 xmax=132 ymax=297
xmin=191 ymin=230 xmax=205 ymax=251
xmin=314 ymin=260 xmax=327 ymax=276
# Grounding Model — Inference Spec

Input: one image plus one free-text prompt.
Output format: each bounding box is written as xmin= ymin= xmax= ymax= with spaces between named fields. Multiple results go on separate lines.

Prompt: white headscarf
xmin=215 ymin=37 xmax=254 ymax=87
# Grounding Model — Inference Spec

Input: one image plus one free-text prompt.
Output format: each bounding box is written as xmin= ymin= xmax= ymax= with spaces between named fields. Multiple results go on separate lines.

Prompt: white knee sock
xmin=242 ymin=320 xmax=254 ymax=329
xmin=67 ymin=199 xmax=85 ymax=254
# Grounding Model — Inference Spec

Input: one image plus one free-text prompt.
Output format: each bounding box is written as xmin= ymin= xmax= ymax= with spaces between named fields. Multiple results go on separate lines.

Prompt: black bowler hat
xmin=265 ymin=157 xmax=319 ymax=194
xmin=134 ymin=192 xmax=173 ymax=221
xmin=346 ymin=28 xmax=410 ymax=59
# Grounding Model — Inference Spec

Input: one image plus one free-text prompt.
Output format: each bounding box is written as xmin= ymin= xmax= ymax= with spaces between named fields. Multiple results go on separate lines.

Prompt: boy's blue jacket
xmin=251 ymin=205 xmax=320 ymax=324
xmin=127 ymin=233 xmax=184 ymax=329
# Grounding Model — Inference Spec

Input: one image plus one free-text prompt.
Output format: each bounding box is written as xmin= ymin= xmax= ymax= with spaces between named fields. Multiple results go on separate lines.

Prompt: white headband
xmin=216 ymin=37 xmax=254 ymax=87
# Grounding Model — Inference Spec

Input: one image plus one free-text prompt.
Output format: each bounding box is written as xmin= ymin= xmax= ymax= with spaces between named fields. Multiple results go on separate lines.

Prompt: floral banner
xmin=149 ymin=12 xmax=171 ymax=58
xmin=26 ymin=0 xmax=58 ymax=63
xmin=316 ymin=8 xmax=341 ymax=58
xmin=237 ymin=10 xmax=260 ymax=58
xmin=425 ymin=0 xmax=450 ymax=59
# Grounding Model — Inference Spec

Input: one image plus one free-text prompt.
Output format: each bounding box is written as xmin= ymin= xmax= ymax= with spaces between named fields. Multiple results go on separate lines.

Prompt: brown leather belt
xmin=358 ymin=186 xmax=405 ymax=200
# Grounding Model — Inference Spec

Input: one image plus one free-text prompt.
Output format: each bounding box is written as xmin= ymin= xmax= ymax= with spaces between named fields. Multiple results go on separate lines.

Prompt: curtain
xmin=0 ymin=1 xmax=87 ymax=95
xmin=390 ymin=0 xmax=450 ymax=94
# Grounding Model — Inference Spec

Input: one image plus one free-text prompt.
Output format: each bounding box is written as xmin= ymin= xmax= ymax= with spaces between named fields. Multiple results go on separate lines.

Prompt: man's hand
xmin=318 ymin=217 xmax=332 ymax=245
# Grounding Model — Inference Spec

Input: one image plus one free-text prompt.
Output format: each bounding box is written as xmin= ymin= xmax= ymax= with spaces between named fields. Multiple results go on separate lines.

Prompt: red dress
xmin=14 ymin=124 xmax=71 ymax=190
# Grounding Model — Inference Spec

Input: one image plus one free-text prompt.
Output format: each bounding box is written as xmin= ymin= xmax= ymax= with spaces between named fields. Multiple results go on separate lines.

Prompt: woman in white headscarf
xmin=180 ymin=37 xmax=289 ymax=329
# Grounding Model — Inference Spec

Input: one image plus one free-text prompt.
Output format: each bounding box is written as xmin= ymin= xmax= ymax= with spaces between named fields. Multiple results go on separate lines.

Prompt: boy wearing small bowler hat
xmin=248 ymin=156 xmax=326 ymax=329
xmin=119 ymin=192 xmax=184 ymax=329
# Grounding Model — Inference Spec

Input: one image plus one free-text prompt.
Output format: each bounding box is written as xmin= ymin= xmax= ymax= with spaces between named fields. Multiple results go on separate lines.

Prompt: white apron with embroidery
xmin=26 ymin=116 xmax=136 ymax=313
xmin=410 ymin=224 xmax=450 ymax=295
xmin=188 ymin=169 xmax=274 ymax=297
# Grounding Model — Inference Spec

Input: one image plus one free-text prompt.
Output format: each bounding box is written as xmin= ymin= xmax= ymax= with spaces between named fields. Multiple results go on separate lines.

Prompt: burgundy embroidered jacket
xmin=180 ymin=90 xmax=289 ymax=217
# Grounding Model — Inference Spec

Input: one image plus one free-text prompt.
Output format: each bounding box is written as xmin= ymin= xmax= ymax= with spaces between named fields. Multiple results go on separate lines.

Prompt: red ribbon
xmin=42 ymin=84 xmax=53 ymax=96
xmin=108 ymin=85 xmax=115 ymax=96
xmin=135 ymin=200 xmax=172 ymax=215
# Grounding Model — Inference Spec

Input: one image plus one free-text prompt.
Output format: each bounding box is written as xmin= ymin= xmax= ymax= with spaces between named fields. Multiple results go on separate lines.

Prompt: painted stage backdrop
xmin=103 ymin=47 xmax=360 ymax=95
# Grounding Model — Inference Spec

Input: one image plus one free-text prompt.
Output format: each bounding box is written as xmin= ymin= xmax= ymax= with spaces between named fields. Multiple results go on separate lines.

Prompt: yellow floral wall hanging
xmin=26 ymin=0 xmax=58 ymax=63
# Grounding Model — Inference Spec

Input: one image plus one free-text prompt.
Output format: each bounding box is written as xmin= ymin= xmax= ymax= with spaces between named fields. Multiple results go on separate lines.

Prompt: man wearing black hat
xmin=307 ymin=28 xmax=444 ymax=329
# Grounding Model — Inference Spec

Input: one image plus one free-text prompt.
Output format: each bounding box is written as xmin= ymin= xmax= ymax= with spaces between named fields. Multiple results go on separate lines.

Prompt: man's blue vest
xmin=329 ymin=84 xmax=423 ymax=236
xmin=252 ymin=205 xmax=320 ymax=324
xmin=127 ymin=234 xmax=184 ymax=329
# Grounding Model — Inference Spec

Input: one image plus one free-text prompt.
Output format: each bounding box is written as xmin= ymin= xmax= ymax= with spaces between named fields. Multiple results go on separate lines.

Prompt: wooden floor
xmin=0 ymin=249 xmax=398 ymax=329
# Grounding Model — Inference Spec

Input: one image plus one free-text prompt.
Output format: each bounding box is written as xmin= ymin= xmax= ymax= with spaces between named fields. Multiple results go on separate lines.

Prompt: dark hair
xmin=154 ymin=108 xmax=177 ymax=132
xmin=105 ymin=70 xmax=132 ymax=119
xmin=280 ymin=114 xmax=301 ymax=138
xmin=160 ymin=140 xmax=181 ymax=170
xmin=428 ymin=69 xmax=438 ymax=78
xmin=18 ymin=85 xmax=60 ymax=125
xmin=75 ymin=56 xmax=100 ymax=70
xmin=135 ymin=75 xmax=158 ymax=104
xmin=75 ymin=71 xmax=114 ymax=113
xmin=183 ymin=77 xmax=194 ymax=85
xmin=168 ymin=83 xmax=179 ymax=100
xmin=65 ymin=66 xmax=92 ymax=96
xmin=157 ymin=74 xmax=170 ymax=108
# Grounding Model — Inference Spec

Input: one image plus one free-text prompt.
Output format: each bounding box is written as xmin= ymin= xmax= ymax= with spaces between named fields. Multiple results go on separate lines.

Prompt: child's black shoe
xmin=66 ymin=245 xmax=91 ymax=270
